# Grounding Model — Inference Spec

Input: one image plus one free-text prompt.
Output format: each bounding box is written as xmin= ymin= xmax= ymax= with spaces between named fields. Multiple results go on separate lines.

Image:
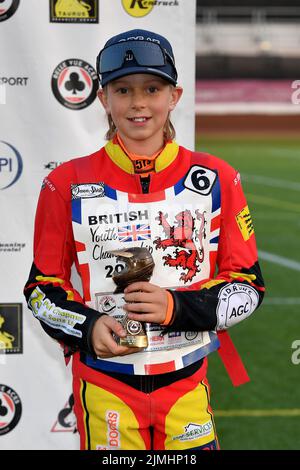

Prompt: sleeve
xmin=167 ymin=162 xmax=265 ymax=332
xmin=23 ymin=173 xmax=103 ymax=357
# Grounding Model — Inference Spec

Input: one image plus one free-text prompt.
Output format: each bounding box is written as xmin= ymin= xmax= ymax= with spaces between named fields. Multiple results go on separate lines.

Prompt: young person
xmin=24 ymin=29 xmax=265 ymax=450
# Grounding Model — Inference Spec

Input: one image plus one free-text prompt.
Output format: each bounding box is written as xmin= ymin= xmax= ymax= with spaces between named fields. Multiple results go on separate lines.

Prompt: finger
xmin=124 ymin=291 xmax=155 ymax=303
xmin=124 ymin=302 xmax=156 ymax=313
xmin=127 ymin=312 xmax=157 ymax=323
xmin=103 ymin=316 xmax=127 ymax=337
xmin=124 ymin=282 xmax=158 ymax=293
xmin=119 ymin=347 xmax=142 ymax=356
xmin=101 ymin=335 xmax=137 ymax=357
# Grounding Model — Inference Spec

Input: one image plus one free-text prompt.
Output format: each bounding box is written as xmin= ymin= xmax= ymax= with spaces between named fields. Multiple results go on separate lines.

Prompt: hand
xmin=91 ymin=315 xmax=141 ymax=358
xmin=124 ymin=282 xmax=168 ymax=325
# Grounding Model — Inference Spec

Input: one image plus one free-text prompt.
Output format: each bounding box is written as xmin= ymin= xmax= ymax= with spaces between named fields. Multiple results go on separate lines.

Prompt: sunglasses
xmin=97 ymin=40 xmax=176 ymax=76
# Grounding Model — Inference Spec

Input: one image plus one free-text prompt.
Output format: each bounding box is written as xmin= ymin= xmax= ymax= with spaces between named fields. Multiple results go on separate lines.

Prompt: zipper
xmin=140 ymin=175 xmax=151 ymax=194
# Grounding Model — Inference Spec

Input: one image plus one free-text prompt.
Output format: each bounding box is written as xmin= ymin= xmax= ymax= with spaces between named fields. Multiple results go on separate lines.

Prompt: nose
xmin=131 ymin=89 xmax=146 ymax=109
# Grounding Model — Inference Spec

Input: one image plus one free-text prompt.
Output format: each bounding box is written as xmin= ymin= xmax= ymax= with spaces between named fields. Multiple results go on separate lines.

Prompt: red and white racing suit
xmin=24 ymin=139 xmax=265 ymax=450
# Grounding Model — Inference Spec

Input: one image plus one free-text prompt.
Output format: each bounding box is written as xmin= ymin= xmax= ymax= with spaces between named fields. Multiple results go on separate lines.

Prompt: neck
xmin=116 ymin=132 xmax=165 ymax=157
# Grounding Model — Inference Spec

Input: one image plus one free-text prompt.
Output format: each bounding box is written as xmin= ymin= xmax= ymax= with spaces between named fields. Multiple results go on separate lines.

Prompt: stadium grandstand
xmin=195 ymin=0 xmax=300 ymax=133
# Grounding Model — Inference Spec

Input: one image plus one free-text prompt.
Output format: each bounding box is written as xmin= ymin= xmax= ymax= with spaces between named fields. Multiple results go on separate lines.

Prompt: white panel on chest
xmin=72 ymin=185 xmax=218 ymax=296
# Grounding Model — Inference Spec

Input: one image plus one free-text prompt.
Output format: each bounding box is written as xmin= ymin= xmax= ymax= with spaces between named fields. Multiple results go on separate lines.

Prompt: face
xmin=98 ymin=74 xmax=182 ymax=152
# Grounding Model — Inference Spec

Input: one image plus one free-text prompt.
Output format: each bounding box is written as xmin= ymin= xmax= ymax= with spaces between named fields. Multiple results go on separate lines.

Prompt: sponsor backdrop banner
xmin=0 ymin=0 xmax=196 ymax=449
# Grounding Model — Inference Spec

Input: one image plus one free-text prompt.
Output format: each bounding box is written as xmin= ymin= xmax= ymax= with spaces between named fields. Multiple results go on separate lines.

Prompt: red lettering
xmin=109 ymin=438 xmax=119 ymax=447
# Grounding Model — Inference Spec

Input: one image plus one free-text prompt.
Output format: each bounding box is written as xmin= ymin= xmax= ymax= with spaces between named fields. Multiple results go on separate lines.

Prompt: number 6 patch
xmin=183 ymin=165 xmax=217 ymax=196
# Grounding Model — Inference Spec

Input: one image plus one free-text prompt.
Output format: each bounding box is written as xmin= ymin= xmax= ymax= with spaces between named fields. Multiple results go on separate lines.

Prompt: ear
xmin=97 ymin=88 xmax=110 ymax=113
xmin=169 ymin=86 xmax=183 ymax=111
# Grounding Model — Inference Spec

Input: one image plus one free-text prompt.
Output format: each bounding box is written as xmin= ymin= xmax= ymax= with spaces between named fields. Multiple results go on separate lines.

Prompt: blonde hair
xmin=104 ymin=114 xmax=176 ymax=141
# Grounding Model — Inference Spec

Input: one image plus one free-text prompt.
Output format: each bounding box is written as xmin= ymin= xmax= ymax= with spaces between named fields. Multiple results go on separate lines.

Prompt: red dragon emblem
xmin=153 ymin=210 xmax=206 ymax=283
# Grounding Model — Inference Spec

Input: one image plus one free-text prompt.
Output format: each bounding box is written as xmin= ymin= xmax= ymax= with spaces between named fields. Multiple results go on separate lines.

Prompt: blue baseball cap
xmin=97 ymin=29 xmax=178 ymax=87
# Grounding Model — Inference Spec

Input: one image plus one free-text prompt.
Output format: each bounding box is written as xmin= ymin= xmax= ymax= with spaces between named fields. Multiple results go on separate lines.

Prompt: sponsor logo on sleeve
xmin=217 ymin=283 xmax=259 ymax=329
xmin=236 ymin=205 xmax=254 ymax=241
xmin=41 ymin=177 xmax=56 ymax=192
xmin=28 ymin=287 xmax=86 ymax=338
xmin=233 ymin=172 xmax=241 ymax=186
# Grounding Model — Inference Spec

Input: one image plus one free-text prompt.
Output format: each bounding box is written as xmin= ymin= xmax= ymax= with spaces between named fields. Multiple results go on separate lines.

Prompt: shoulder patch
xmin=71 ymin=183 xmax=105 ymax=199
xmin=236 ymin=205 xmax=254 ymax=241
xmin=217 ymin=283 xmax=259 ymax=329
xmin=184 ymin=165 xmax=217 ymax=196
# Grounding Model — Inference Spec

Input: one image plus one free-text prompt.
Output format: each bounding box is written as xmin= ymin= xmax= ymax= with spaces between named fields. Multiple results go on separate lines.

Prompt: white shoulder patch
xmin=216 ymin=283 xmax=259 ymax=330
xmin=28 ymin=287 xmax=86 ymax=338
xmin=183 ymin=165 xmax=217 ymax=196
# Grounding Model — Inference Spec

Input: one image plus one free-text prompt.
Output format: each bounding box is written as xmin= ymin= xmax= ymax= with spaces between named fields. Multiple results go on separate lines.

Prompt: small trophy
xmin=109 ymin=247 xmax=155 ymax=348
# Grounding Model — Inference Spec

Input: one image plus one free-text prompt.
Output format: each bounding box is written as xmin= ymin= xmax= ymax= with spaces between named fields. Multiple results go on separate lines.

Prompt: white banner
xmin=0 ymin=0 xmax=196 ymax=450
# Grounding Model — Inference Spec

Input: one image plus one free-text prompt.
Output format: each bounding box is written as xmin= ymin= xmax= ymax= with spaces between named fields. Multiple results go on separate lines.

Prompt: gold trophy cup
xmin=109 ymin=247 xmax=155 ymax=348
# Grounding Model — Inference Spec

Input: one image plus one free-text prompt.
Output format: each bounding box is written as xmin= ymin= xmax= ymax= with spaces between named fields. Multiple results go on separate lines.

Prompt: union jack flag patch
xmin=118 ymin=224 xmax=151 ymax=242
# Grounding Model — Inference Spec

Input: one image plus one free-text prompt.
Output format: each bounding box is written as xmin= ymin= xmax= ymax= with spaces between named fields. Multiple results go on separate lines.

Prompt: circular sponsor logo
xmin=51 ymin=59 xmax=98 ymax=110
xmin=0 ymin=385 xmax=22 ymax=435
xmin=0 ymin=141 xmax=23 ymax=190
xmin=185 ymin=331 xmax=198 ymax=341
xmin=121 ymin=0 xmax=153 ymax=17
xmin=0 ymin=0 xmax=20 ymax=22
xmin=100 ymin=296 xmax=116 ymax=313
xmin=126 ymin=320 xmax=142 ymax=336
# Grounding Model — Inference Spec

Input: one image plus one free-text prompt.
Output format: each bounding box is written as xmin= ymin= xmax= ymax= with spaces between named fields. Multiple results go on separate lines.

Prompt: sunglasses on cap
xmin=96 ymin=40 xmax=177 ymax=77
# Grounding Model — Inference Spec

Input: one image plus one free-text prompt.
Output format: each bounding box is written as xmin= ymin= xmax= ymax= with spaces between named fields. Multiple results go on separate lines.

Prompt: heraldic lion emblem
xmin=154 ymin=209 xmax=206 ymax=283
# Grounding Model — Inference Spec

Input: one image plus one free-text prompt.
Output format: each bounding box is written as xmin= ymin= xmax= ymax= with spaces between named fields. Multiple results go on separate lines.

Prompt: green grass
xmin=196 ymin=135 xmax=300 ymax=450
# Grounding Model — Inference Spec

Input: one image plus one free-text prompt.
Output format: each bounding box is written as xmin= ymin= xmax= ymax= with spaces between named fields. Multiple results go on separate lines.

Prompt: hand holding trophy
xmin=109 ymin=247 xmax=155 ymax=348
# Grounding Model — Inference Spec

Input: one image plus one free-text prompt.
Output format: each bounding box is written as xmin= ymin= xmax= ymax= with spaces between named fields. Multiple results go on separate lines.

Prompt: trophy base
xmin=119 ymin=335 xmax=148 ymax=348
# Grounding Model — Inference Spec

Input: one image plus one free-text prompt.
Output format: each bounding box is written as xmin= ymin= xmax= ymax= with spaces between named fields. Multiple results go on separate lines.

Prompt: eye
xmin=117 ymin=87 xmax=128 ymax=94
xmin=148 ymin=86 xmax=158 ymax=93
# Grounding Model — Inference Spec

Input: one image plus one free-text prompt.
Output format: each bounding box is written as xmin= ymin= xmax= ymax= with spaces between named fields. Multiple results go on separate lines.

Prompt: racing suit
xmin=24 ymin=139 xmax=265 ymax=450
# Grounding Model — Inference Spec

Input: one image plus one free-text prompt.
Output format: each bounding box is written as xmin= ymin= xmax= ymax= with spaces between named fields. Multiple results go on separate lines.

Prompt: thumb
xmin=106 ymin=316 xmax=127 ymax=337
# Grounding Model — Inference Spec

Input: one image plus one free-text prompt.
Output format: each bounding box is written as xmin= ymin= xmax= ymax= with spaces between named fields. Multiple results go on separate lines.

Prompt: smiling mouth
xmin=128 ymin=117 xmax=151 ymax=122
